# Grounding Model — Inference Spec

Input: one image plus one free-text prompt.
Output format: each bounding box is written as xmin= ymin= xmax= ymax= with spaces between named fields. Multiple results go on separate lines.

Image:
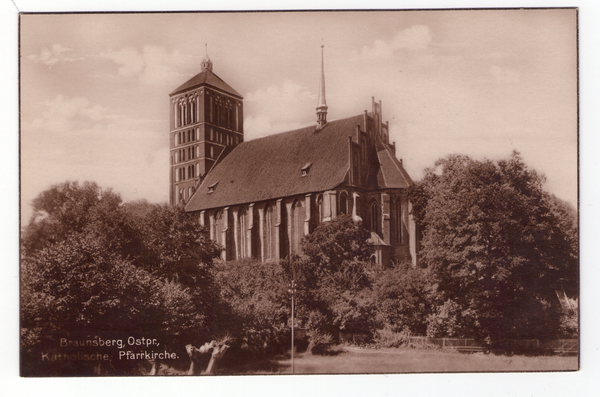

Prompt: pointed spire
xmin=201 ymin=43 xmax=213 ymax=72
xmin=316 ymin=45 xmax=328 ymax=130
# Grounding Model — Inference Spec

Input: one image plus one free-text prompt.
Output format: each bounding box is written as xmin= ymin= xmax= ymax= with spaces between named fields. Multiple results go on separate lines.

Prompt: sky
xmin=20 ymin=10 xmax=578 ymax=224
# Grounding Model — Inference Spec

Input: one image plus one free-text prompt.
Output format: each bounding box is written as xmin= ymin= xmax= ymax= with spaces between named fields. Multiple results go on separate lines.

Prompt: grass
xmin=223 ymin=346 xmax=578 ymax=374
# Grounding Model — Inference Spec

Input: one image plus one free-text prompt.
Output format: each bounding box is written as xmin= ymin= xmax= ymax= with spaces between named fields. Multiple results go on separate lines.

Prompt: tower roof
xmin=170 ymin=69 xmax=243 ymax=98
xmin=317 ymin=45 xmax=327 ymax=110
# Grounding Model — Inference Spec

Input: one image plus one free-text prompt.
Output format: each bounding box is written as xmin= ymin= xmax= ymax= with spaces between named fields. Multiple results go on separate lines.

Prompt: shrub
xmin=307 ymin=330 xmax=334 ymax=355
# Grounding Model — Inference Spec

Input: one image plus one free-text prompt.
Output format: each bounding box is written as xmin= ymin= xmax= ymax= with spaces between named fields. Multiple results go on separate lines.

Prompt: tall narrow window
xmin=370 ymin=199 xmax=379 ymax=233
xmin=317 ymin=195 xmax=323 ymax=224
xmin=339 ymin=193 xmax=348 ymax=215
xmin=395 ymin=199 xmax=402 ymax=243
xmin=264 ymin=204 xmax=276 ymax=260
xmin=291 ymin=200 xmax=304 ymax=255
xmin=238 ymin=208 xmax=247 ymax=259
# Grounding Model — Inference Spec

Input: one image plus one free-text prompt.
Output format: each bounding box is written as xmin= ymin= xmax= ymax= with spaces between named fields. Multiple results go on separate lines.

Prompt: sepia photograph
xmin=19 ymin=8 xmax=579 ymax=378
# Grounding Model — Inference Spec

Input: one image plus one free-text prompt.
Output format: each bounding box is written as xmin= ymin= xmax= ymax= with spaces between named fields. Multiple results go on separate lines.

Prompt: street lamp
xmin=288 ymin=279 xmax=297 ymax=374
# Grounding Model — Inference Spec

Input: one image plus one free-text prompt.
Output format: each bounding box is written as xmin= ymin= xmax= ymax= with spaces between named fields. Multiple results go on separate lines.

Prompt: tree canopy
xmin=21 ymin=182 xmax=221 ymax=375
xmin=407 ymin=152 xmax=578 ymax=342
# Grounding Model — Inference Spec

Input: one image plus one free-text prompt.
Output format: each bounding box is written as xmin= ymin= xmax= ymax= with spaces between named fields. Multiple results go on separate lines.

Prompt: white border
xmin=5 ymin=1 xmax=599 ymax=396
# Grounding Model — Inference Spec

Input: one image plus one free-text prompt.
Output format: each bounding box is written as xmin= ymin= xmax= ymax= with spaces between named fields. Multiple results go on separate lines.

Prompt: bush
xmin=307 ymin=330 xmax=334 ymax=355
xmin=373 ymin=326 xmax=412 ymax=349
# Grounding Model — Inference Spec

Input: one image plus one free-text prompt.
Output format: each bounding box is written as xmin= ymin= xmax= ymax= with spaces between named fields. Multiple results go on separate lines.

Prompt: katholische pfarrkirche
xmin=169 ymin=47 xmax=418 ymax=268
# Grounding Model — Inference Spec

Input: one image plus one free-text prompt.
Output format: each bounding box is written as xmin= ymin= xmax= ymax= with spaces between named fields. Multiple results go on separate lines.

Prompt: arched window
xmin=210 ymin=146 xmax=214 ymax=158
xmin=264 ymin=204 xmax=276 ymax=260
xmin=317 ymin=195 xmax=324 ymax=224
xmin=196 ymin=163 xmax=200 ymax=177
xmin=188 ymin=187 xmax=192 ymax=199
xmin=214 ymin=211 xmax=224 ymax=247
xmin=339 ymin=193 xmax=348 ymax=215
xmin=394 ymin=199 xmax=402 ymax=243
xmin=237 ymin=208 xmax=247 ymax=259
xmin=370 ymin=199 xmax=379 ymax=233
xmin=291 ymin=200 xmax=304 ymax=255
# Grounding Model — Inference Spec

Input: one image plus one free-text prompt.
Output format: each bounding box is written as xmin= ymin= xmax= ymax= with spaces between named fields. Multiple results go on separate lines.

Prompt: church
xmin=168 ymin=47 xmax=418 ymax=268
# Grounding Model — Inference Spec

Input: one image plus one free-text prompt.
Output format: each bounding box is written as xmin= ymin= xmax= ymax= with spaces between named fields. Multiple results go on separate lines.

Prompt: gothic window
xmin=370 ymin=199 xmax=379 ymax=233
xmin=395 ymin=199 xmax=402 ymax=244
xmin=291 ymin=200 xmax=304 ymax=255
xmin=264 ymin=204 xmax=276 ymax=260
xmin=237 ymin=208 xmax=247 ymax=259
xmin=210 ymin=146 xmax=214 ymax=158
xmin=214 ymin=211 xmax=224 ymax=247
xmin=196 ymin=163 xmax=200 ymax=177
xmin=339 ymin=193 xmax=348 ymax=215
xmin=317 ymin=195 xmax=324 ymax=224
xmin=188 ymin=187 xmax=192 ymax=199
xmin=210 ymin=129 xmax=214 ymax=141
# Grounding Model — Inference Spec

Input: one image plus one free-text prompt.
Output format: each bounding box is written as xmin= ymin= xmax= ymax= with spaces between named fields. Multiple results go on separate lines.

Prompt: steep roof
xmin=376 ymin=144 xmax=413 ymax=189
xmin=170 ymin=70 xmax=243 ymax=98
xmin=186 ymin=115 xmax=364 ymax=212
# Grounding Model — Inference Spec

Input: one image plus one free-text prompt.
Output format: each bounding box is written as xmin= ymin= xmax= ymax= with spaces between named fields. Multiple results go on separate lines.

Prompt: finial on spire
xmin=316 ymin=44 xmax=328 ymax=130
xmin=201 ymin=43 xmax=213 ymax=72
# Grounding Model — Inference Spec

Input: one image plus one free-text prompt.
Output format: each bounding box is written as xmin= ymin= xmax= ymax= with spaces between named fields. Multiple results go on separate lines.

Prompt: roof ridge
xmin=243 ymin=113 xmax=364 ymax=144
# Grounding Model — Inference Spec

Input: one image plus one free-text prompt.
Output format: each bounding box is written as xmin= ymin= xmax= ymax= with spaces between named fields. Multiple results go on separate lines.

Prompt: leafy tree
xmin=213 ymin=259 xmax=291 ymax=359
xmin=372 ymin=264 xmax=433 ymax=335
xmin=298 ymin=216 xmax=376 ymax=337
xmin=408 ymin=152 xmax=578 ymax=343
xmin=21 ymin=182 xmax=222 ymax=375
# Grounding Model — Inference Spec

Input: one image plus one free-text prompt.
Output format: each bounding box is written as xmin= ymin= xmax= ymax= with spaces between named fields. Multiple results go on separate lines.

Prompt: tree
xmin=21 ymin=182 xmax=223 ymax=375
xmin=408 ymin=152 xmax=578 ymax=343
xmin=372 ymin=265 xmax=433 ymax=335
xmin=298 ymin=216 xmax=376 ymax=337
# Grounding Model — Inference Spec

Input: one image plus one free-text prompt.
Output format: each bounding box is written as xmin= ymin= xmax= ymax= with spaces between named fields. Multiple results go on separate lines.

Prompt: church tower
xmin=169 ymin=46 xmax=244 ymax=206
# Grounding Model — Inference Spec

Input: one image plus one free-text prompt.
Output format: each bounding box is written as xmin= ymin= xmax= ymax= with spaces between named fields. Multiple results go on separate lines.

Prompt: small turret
xmin=201 ymin=43 xmax=213 ymax=72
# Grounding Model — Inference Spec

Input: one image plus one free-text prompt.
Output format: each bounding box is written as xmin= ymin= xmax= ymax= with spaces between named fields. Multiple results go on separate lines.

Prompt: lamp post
xmin=288 ymin=279 xmax=297 ymax=374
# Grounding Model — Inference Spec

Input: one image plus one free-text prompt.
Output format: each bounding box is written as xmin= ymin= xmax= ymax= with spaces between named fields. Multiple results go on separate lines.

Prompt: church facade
xmin=169 ymin=48 xmax=418 ymax=267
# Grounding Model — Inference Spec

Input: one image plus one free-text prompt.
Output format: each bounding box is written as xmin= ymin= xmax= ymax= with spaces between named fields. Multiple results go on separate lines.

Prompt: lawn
xmin=225 ymin=346 xmax=578 ymax=375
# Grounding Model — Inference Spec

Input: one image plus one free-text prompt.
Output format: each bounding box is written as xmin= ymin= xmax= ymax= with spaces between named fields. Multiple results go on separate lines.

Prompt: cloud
xmin=244 ymin=115 xmax=308 ymax=140
xmin=490 ymin=65 xmax=520 ymax=83
xmin=100 ymin=45 xmax=187 ymax=85
xmin=245 ymin=79 xmax=315 ymax=104
xmin=23 ymin=95 xmax=114 ymax=133
xmin=244 ymin=80 xmax=316 ymax=138
xmin=360 ymin=25 xmax=433 ymax=59
xmin=27 ymin=44 xmax=82 ymax=66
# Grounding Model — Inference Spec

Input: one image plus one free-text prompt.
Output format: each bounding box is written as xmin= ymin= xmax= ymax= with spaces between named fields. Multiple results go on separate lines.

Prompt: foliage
xmin=213 ymin=259 xmax=291 ymax=357
xmin=297 ymin=217 xmax=377 ymax=338
xmin=20 ymin=182 xmax=222 ymax=375
xmin=301 ymin=215 xmax=373 ymax=290
xmin=407 ymin=152 xmax=578 ymax=342
xmin=306 ymin=330 xmax=334 ymax=355
xmin=372 ymin=264 xmax=433 ymax=335
xmin=372 ymin=326 xmax=412 ymax=349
